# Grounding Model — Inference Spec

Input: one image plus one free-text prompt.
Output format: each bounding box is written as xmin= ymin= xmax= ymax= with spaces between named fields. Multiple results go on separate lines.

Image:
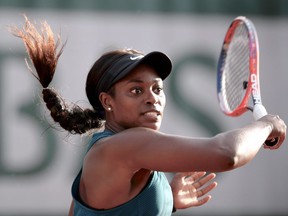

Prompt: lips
xmin=144 ymin=111 xmax=159 ymax=117
xmin=142 ymin=110 xmax=161 ymax=120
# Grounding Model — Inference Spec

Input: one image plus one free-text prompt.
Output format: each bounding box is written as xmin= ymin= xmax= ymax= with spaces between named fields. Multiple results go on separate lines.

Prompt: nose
xmin=145 ymin=90 xmax=158 ymax=105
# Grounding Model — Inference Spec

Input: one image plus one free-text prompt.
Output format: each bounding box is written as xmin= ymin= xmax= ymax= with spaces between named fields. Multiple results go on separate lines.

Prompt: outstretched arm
xmin=108 ymin=114 xmax=286 ymax=173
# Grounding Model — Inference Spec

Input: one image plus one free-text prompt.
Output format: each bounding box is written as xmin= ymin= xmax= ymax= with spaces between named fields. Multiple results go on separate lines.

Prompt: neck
xmin=104 ymin=123 xmax=121 ymax=134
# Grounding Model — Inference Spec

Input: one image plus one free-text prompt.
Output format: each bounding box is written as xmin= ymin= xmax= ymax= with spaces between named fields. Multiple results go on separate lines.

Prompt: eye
xmin=154 ymin=86 xmax=164 ymax=94
xmin=131 ymin=87 xmax=142 ymax=94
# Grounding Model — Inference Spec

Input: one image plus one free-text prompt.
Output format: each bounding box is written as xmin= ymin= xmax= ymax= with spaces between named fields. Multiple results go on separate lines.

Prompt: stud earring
xmin=107 ymin=107 xmax=112 ymax=111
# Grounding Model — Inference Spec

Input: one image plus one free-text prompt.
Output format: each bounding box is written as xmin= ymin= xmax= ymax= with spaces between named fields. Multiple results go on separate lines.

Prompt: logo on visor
xmin=130 ymin=55 xmax=144 ymax=61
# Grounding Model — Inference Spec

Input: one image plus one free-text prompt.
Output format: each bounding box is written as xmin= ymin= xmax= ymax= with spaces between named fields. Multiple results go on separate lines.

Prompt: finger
xmin=183 ymin=171 xmax=206 ymax=179
xmin=264 ymin=131 xmax=286 ymax=150
xmin=190 ymin=171 xmax=206 ymax=180
xmin=184 ymin=172 xmax=206 ymax=182
xmin=198 ymin=173 xmax=217 ymax=186
xmin=186 ymin=172 xmax=216 ymax=186
xmin=197 ymin=181 xmax=217 ymax=197
xmin=188 ymin=195 xmax=212 ymax=207
xmin=266 ymin=118 xmax=287 ymax=150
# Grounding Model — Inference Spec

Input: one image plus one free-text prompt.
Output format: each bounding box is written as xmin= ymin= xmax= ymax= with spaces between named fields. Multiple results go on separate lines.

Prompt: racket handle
xmin=253 ymin=104 xmax=267 ymax=120
xmin=253 ymin=104 xmax=279 ymax=147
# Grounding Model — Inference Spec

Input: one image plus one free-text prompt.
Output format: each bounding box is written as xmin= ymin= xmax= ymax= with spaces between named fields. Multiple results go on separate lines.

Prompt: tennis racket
xmin=217 ymin=16 xmax=278 ymax=146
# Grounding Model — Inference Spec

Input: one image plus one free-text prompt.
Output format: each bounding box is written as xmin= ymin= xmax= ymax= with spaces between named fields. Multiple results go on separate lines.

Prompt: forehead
xmin=121 ymin=64 xmax=162 ymax=81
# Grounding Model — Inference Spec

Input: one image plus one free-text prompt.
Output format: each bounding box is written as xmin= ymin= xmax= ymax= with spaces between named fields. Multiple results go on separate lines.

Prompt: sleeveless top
xmin=71 ymin=130 xmax=174 ymax=216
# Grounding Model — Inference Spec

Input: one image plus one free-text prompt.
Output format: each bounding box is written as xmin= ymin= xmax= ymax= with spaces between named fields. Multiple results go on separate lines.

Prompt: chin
xmin=145 ymin=123 xmax=162 ymax=131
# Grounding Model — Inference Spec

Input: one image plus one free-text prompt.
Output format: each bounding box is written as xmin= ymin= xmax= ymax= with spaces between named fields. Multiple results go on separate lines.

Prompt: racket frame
xmin=217 ymin=16 xmax=262 ymax=117
xmin=217 ymin=16 xmax=278 ymax=146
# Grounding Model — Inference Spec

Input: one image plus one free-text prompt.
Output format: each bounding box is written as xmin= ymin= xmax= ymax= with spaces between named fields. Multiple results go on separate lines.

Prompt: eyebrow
xmin=126 ymin=78 xmax=162 ymax=84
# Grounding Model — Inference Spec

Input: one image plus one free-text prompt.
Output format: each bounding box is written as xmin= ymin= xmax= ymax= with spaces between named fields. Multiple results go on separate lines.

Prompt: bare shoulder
xmin=107 ymin=128 xmax=163 ymax=153
xmin=114 ymin=127 xmax=165 ymax=141
xmin=84 ymin=128 xmax=161 ymax=161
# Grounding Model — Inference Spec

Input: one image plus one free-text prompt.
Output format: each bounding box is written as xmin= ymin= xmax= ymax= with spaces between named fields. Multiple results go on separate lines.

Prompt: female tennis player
xmin=10 ymin=17 xmax=286 ymax=216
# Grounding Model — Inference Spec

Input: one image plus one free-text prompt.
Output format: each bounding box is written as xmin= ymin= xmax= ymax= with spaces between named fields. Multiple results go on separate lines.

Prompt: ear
xmin=99 ymin=92 xmax=113 ymax=111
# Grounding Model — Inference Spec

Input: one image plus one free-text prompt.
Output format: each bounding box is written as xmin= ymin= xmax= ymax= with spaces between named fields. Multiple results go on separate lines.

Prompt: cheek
xmin=113 ymin=100 xmax=139 ymax=123
xmin=113 ymin=95 xmax=136 ymax=112
xmin=160 ymin=94 xmax=166 ymax=108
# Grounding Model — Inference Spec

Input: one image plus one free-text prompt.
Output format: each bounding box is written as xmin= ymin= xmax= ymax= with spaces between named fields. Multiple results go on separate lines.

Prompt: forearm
xmin=215 ymin=119 xmax=273 ymax=169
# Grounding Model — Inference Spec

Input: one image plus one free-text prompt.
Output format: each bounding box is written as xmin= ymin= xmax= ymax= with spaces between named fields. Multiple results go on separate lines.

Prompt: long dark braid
xmin=9 ymin=15 xmax=103 ymax=134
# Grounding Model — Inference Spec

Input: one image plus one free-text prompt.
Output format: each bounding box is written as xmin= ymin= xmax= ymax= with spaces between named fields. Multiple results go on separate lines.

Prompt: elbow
xmin=225 ymin=151 xmax=251 ymax=170
xmin=218 ymin=151 xmax=240 ymax=171
xmin=224 ymin=153 xmax=243 ymax=170
xmin=215 ymin=149 xmax=248 ymax=172
xmin=214 ymin=134 xmax=250 ymax=171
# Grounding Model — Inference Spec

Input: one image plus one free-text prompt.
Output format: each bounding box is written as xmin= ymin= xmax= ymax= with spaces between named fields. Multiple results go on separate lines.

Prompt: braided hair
xmin=10 ymin=15 xmax=103 ymax=134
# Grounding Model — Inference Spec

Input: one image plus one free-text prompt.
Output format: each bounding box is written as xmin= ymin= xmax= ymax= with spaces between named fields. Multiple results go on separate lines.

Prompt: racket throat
xmin=247 ymin=106 xmax=253 ymax=112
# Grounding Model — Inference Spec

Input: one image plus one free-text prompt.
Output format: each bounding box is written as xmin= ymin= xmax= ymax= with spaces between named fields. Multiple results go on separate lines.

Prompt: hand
xmin=170 ymin=172 xmax=217 ymax=210
xmin=260 ymin=115 xmax=286 ymax=150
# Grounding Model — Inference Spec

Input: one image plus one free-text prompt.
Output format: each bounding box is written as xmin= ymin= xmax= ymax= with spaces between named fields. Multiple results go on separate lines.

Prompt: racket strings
xmin=222 ymin=23 xmax=250 ymax=112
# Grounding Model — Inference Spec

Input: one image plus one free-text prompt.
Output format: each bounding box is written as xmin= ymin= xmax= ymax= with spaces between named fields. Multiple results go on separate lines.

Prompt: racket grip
xmin=253 ymin=104 xmax=279 ymax=147
xmin=253 ymin=104 xmax=267 ymax=120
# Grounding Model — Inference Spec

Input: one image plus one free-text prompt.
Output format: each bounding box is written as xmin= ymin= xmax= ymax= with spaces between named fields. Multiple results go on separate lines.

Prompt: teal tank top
xmin=71 ymin=131 xmax=174 ymax=216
